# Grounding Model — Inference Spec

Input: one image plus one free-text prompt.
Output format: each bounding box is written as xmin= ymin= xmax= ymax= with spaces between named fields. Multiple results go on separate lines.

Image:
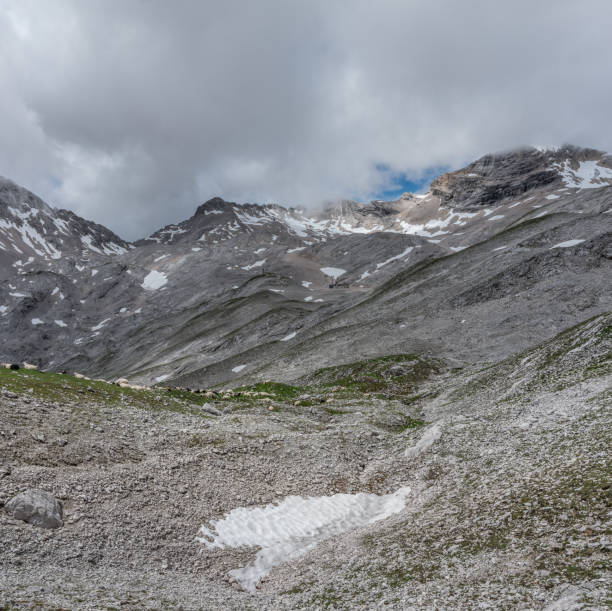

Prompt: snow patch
xmin=31 ymin=318 xmax=44 ymax=325
xmin=198 ymin=487 xmax=411 ymax=592
xmin=235 ymin=209 xmax=272 ymax=227
xmin=280 ymin=331 xmax=296 ymax=342
xmin=232 ymin=365 xmax=247 ymax=373
xmin=142 ymin=270 xmax=168 ymax=290
xmin=554 ymin=159 xmax=612 ymax=189
xmin=320 ymin=267 xmax=346 ymax=279
xmin=54 ymin=320 xmax=67 ymax=327
xmin=0 ymin=207 xmax=61 ymax=259
xmin=103 ymin=241 xmax=128 ymax=255
xmin=80 ymin=234 xmax=104 ymax=255
xmin=534 ymin=145 xmax=560 ymax=153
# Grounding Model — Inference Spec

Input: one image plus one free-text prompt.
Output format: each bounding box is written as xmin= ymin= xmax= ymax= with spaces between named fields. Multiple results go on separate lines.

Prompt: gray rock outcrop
xmin=5 ymin=489 xmax=64 ymax=529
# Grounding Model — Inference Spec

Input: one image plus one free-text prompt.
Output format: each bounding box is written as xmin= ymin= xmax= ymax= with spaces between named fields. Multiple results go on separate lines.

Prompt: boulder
xmin=201 ymin=404 xmax=222 ymax=416
xmin=386 ymin=364 xmax=411 ymax=377
xmin=5 ymin=489 xmax=64 ymax=529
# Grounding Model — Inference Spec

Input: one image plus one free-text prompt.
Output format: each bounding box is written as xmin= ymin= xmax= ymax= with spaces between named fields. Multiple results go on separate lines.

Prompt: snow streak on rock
xmin=550 ymin=239 xmax=585 ymax=249
xmin=404 ymin=423 xmax=443 ymax=458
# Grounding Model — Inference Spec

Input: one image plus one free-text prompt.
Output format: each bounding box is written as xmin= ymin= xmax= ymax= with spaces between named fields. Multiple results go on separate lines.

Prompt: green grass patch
xmin=304 ymin=354 xmax=443 ymax=399
xmin=0 ymin=368 xmax=215 ymax=417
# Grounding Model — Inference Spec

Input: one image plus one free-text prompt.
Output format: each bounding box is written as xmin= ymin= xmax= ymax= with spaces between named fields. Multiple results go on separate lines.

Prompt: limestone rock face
xmin=430 ymin=145 xmax=611 ymax=208
xmin=5 ymin=489 xmax=64 ymax=529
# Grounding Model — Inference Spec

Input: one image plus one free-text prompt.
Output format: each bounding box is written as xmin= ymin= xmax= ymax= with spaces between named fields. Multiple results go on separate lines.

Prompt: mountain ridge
xmin=0 ymin=145 xmax=610 ymax=387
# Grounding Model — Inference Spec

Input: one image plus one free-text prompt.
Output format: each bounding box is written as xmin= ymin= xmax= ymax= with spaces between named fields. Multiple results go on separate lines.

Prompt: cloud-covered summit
xmin=1 ymin=0 xmax=611 ymax=239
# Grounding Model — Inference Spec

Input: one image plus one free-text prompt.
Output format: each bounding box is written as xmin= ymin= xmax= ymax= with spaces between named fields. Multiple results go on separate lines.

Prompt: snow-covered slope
xmin=0 ymin=178 xmax=130 ymax=265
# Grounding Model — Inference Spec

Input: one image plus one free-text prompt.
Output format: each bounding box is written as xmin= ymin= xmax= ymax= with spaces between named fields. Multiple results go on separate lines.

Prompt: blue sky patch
xmin=370 ymin=163 xmax=448 ymax=201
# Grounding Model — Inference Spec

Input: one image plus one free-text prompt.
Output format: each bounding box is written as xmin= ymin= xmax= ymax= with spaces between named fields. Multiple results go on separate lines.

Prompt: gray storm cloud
xmin=1 ymin=0 xmax=611 ymax=239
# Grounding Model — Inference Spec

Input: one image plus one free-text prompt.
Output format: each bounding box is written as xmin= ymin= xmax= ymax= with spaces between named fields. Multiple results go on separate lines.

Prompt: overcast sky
xmin=2 ymin=0 xmax=611 ymax=239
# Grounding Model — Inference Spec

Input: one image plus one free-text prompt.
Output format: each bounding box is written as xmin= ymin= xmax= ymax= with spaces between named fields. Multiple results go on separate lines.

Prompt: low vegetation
xmin=0 ymin=368 xmax=214 ymax=417
xmin=303 ymin=353 xmax=443 ymax=398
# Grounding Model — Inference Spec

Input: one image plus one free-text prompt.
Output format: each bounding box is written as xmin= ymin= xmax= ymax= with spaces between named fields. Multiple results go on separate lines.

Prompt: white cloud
xmin=0 ymin=0 xmax=611 ymax=239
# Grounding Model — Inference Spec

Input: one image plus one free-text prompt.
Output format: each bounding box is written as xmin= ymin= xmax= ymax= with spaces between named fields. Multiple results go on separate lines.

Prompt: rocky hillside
xmin=0 ymin=145 xmax=610 ymax=389
xmin=0 ymin=177 xmax=130 ymax=263
xmin=0 ymin=313 xmax=609 ymax=608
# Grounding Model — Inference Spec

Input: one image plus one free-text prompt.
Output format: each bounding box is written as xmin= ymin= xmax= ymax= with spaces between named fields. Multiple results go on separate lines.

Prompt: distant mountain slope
xmin=0 ymin=145 xmax=610 ymax=385
xmin=0 ymin=177 xmax=130 ymax=265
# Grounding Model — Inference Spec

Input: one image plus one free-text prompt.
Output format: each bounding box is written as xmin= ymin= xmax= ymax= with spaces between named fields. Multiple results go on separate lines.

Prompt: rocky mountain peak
xmin=194 ymin=196 xmax=235 ymax=216
xmin=0 ymin=178 xmax=130 ymax=262
xmin=431 ymin=144 xmax=612 ymax=209
xmin=0 ymin=177 xmax=54 ymax=216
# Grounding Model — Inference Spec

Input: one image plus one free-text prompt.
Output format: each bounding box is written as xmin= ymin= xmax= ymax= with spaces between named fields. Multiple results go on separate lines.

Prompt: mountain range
xmin=1 ymin=144 xmax=611 ymax=386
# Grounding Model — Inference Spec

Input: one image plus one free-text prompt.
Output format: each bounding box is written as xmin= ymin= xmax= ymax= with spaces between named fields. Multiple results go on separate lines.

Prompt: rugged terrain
xmin=0 ymin=313 xmax=609 ymax=609
xmin=0 ymin=145 xmax=611 ymax=387
xmin=0 ymin=144 xmax=611 ymax=609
